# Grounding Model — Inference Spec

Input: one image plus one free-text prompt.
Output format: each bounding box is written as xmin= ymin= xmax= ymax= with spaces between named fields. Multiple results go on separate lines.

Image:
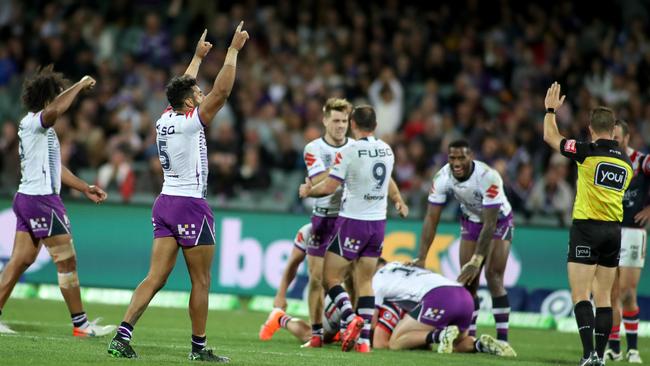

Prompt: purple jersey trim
xmin=294 ymin=243 xmax=306 ymax=252
xmin=428 ymin=200 xmax=446 ymax=206
xmin=482 ymin=203 xmax=503 ymax=208
xmin=196 ymin=107 xmax=207 ymax=127
xmin=39 ymin=111 xmax=47 ymax=129
xmin=329 ymin=174 xmax=344 ymax=183
xmin=308 ymin=169 xmax=326 ymax=179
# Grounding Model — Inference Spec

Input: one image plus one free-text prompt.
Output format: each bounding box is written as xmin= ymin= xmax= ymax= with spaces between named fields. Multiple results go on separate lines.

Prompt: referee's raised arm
xmin=543 ymin=81 xmax=566 ymax=151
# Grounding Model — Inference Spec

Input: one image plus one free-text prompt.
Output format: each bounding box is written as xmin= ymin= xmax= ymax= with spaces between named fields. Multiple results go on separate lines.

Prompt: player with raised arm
xmin=604 ymin=120 xmax=647 ymax=363
xmin=107 ymin=25 xmax=248 ymax=362
xmin=375 ymin=261 xmax=513 ymax=356
xmin=0 ymin=66 xmax=114 ymax=337
xmin=415 ymin=139 xmax=517 ymax=355
xmin=300 ymin=105 xmax=407 ymax=353
xmin=543 ymin=82 xmax=632 ymax=366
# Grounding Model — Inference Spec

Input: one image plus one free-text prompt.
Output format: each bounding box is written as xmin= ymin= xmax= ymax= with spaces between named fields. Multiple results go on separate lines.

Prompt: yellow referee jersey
xmin=560 ymin=138 xmax=632 ymax=222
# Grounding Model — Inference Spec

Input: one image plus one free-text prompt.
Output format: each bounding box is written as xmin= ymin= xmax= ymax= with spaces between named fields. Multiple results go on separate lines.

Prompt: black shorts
xmin=567 ymin=220 xmax=621 ymax=267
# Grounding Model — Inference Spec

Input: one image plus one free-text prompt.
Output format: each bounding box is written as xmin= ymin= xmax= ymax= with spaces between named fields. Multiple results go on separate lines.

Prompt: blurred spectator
xmin=96 ymin=143 xmax=136 ymax=202
xmin=369 ymin=68 xmax=403 ymax=139
xmin=506 ymin=163 xmax=534 ymax=220
xmin=238 ymin=145 xmax=271 ymax=191
xmin=526 ymin=154 xmax=574 ymax=226
xmin=0 ymin=121 xmax=19 ymax=189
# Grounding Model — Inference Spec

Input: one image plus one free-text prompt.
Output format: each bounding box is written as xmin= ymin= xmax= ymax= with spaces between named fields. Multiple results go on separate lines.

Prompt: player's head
xmin=613 ymin=119 xmax=630 ymax=150
xmin=22 ymin=65 xmax=68 ymax=112
xmin=589 ymin=106 xmax=616 ymax=139
xmin=166 ymin=75 xmax=204 ymax=111
xmin=349 ymin=105 xmax=377 ymax=137
xmin=322 ymin=98 xmax=351 ymax=142
xmin=448 ymin=139 xmax=473 ymax=180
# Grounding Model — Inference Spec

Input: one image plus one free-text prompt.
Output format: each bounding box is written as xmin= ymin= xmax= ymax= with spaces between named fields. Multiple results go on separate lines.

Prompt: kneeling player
xmin=375 ymin=262 xmax=515 ymax=356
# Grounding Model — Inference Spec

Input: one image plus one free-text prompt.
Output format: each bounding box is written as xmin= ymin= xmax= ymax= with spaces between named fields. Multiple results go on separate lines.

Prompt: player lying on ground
xmin=107 ymin=25 xmax=248 ymax=363
xmin=0 ymin=66 xmax=113 ymax=337
xmin=374 ymin=261 xmax=515 ymax=357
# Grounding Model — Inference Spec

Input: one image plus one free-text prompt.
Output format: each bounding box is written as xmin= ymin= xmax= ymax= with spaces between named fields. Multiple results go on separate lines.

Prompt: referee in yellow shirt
xmin=543 ymin=82 xmax=632 ymax=366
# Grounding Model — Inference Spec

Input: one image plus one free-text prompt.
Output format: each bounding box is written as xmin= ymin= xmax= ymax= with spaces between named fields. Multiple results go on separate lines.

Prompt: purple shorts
xmin=13 ymin=193 xmax=71 ymax=239
xmin=409 ymin=286 xmax=474 ymax=331
xmin=152 ymin=194 xmax=215 ymax=247
xmin=460 ymin=214 xmax=514 ymax=242
xmin=327 ymin=217 xmax=386 ymax=260
xmin=307 ymin=216 xmax=338 ymax=257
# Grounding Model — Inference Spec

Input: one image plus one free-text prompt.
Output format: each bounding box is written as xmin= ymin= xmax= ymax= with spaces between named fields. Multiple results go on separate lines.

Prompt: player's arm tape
xmin=57 ymin=271 xmax=80 ymax=289
xmin=46 ymin=240 xmax=76 ymax=263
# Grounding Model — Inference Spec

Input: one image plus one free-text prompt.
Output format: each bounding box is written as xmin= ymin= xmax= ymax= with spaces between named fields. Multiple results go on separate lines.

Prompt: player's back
xmin=372 ymin=262 xmax=461 ymax=311
xmin=17 ymin=111 xmax=61 ymax=195
xmin=331 ymin=137 xmax=394 ymax=221
xmin=156 ymin=106 xmax=207 ymax=199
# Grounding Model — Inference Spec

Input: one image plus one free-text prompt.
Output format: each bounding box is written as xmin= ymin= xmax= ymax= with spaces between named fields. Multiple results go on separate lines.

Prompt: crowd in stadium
xmin=0 ymin=0 xmax=649 ymax=223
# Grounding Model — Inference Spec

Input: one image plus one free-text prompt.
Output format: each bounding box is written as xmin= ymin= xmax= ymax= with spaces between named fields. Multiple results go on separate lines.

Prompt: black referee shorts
xmin=567 ymin=220 xmax=621 ymax=267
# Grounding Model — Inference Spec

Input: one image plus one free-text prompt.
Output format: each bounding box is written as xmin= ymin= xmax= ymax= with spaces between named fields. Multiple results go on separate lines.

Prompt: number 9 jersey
xmin=329 ymin=136 xmax=394 ymax=221
xmin=156 ymin=106 xmax=208 ymax=199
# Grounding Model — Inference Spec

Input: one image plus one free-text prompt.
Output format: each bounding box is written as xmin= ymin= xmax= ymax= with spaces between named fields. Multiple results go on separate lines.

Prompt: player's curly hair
xmin=22 ymin=65 xmax=68 ymax=112
xmin=166 ymin=75 xmax=198 ymax=110
xmin=323 ymin=98 xmax=352 ymax=118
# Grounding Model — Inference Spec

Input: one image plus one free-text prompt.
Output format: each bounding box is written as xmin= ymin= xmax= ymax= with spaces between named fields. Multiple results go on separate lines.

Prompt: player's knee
xmin=46 ymin=240 xmax=76 ymax=267
xmin=620 ymin=287 xmax=636 ymax=306
xmin=388 ymin=337 xmax=404 ymax=350
xmin=57 ymin=271 xmax=80 ymax=289
xmin=13 ymin=254 xmax=37 ymax=270
xmin=191 ymin=273 xmax=211 ymax=289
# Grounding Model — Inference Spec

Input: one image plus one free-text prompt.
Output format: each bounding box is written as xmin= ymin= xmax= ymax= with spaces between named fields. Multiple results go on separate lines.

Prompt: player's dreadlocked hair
xmin=166 ymin=75 xmax=198 ymax=110
xmin=323 ymin=98 xmax=352 ymax=118
xmin=22 ymin=65 xmax=68 ymax=112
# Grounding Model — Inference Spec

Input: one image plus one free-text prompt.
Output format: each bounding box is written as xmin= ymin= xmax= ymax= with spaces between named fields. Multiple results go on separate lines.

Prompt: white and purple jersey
xmin=303 ymin=137 xmax=354 ymax=217
xmin=373 ymin=262 xmax=461 ymax=311
xmin=329 ymin=136 xmax=394 ymax=221
xmin=427 ymin=161 xmax=512 ymax=223
xmin=156 ymin=106 xmax=208 ymax=198
xmin=17 ymin=111 xmax=61 ymax=195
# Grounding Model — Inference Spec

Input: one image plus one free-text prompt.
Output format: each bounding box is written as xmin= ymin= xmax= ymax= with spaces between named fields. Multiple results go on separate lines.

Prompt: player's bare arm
xmin=388 ymin=178 xmax=409 ymax=218
xmin=543 ymin=82 xmax=567 ymax=152
xmin=198 ymin=21 xmax=249 ymax=124
xmin=634 ymin=205 xmax=650 ymax=226
xmin=274 ymin=248 xmax=306 ymax=310
xmin=184 ymin=29 xmax=213 ymax=78
xmin=61 ymin=166 xmax=107 ymax=204
xmin=41 ymin=76 xmax=95 ymax=128
xmin=413 ymin=204 xmax=443 ymax=268
xmin=299 ymin=177 xmax=341 ymax=198
xmin=457 ymin=206 xmax=499 ymax=285
xmin=309 ymin=170 xmax=330 ymax=185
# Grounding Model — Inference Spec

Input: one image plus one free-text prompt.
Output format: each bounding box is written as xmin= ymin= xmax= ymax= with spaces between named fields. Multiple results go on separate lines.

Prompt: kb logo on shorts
xmin=178 ymin=224 xmax=197 ymax=237
xmin=29 ymin=217 xmax=48 ymax=231
xmin=576 ymin=246 xmax=591 ymax=258
xmin=594 ymin=162 xmax=627 ymax=191
xmin=343 ymin=237 xmax=360 ymax=252
xmin=423 ymin=307 xmax=445 ymax=322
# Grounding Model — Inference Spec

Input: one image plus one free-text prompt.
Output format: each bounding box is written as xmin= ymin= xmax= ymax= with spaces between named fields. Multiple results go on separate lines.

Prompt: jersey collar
xmin=321 ymin=136 xmax=348 ymax=148
xmin=595 ymin=138 xmax=619 ymax=147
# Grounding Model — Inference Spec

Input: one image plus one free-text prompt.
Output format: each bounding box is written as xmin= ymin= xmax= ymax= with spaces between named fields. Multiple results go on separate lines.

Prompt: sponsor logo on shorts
xmin=29 ymin=217 xmax=48 ymax=231
xmin=178 ymin=224 xmax=197 ymax=237
xmin=422 ymin=307 xmax=445 ymax=322
xmin=342 ymin=237 xmax=360 ymax=252
xmin=594 ymin=162 xmax=628 ymax=191
xmin=576 ymin=245 xmax=591 ymax=258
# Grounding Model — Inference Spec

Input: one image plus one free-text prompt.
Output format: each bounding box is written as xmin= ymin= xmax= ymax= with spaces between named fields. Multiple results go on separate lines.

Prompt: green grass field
xmin=0 ymin=298 xmax=646 ymax=365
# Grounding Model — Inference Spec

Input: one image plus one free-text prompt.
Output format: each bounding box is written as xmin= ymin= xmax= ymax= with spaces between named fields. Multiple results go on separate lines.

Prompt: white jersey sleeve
xmin=293 ymin=223 xmax=312 ymax=252
xmin=480 ymin=168 xmax=507 ymax=208
xmin=303 ymin=142 xmax=327 ymax=178
xmin=328 ymin=149 xmax=349 ymax=182
xmin=427 ymin=165 xmax=451 ymax=205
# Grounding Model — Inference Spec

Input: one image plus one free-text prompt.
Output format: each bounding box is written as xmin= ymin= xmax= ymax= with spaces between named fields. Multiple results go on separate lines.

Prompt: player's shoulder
xmin=433 ymin=163 xmax=452 ymax=181
xmin=475 ymin=160 xmax=502 ymax=180
xmin=304 ymin=138 xmax=324 ymax=151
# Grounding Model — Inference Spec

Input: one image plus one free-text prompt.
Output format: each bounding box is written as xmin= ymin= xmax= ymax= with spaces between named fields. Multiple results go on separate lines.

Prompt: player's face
xmin=190 ymin=85 xmax=204 ymax=107
xmin=612 ymin=125 xmax=629 ymax=150
xmin=323 ymin=110 xmax=349 ymax=142
xmin=448 ymin=147 xmax=473 ymax=179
